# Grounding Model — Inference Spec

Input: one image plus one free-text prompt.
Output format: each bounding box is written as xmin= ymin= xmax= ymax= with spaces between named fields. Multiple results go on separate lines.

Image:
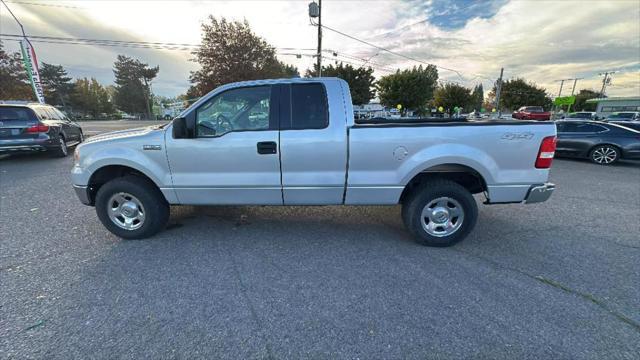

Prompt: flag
xmin=19 ymin=38 xmax=45 ymax=104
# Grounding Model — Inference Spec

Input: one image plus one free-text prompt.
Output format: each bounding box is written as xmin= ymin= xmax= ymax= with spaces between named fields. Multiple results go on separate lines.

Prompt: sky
xmin=1 ymin=0 xmax=639 ymax=99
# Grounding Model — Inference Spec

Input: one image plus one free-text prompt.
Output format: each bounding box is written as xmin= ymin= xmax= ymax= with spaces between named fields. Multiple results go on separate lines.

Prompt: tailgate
xmin=0 ymin=107 xmax=40 ymax=140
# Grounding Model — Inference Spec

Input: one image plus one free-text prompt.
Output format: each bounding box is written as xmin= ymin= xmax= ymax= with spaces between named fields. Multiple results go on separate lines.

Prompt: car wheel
xmin=402 ymin=179 xmax=478 ymax=247
xmin=50 ymin=134 xmax=68 ymax=157
xmin=95 ymin=175 xmax=170 ymax=239
xmin=590 ymin=145 xmax=619 ymax=165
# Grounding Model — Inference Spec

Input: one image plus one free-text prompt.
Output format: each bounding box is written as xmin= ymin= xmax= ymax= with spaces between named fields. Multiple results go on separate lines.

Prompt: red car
xmin=512 ymin=106 xmax=551 ymax=120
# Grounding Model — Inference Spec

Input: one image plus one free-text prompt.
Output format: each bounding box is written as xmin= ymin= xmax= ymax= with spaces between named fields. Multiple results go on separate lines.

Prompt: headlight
xmin=73 ymin=147 xmax=80 ymax=165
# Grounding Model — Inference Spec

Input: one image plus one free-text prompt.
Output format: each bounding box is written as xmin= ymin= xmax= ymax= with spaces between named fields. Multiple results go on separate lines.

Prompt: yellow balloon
xmin=396 ymin=104 xmax=402 ymax=110
xmin=491 ymin=108 xmax=497 ymax=112
xmin=438 ymin=106 xmax=444 ymax=112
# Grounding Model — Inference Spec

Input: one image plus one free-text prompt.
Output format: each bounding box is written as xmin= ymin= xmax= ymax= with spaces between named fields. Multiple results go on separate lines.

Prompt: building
xmin=586 ymin=97 xmax=640 ymax=118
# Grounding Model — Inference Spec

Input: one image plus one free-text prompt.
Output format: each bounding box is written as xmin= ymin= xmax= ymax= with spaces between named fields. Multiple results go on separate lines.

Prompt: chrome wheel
xmin=592 ymin=146 xmax=617 ymax=164
xmin=107 ymin=192 xmax=145 ymax=230
xmin=420 ymin=197 xmax=464 ymax=237
xmin=59 ymin=137 xmax=67 ymax=156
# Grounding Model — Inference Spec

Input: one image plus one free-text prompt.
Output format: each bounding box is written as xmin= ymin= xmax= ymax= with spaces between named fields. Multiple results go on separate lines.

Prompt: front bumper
xmin=524 ymin=183 xmax=555 ymax=204
xmin=73 ymin=184 xmax=92 ymax=205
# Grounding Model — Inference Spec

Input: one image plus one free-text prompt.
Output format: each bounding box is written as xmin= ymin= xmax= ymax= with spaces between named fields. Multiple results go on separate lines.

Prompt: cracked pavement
xmin=1 ymin=121 xmax=639 ymax=358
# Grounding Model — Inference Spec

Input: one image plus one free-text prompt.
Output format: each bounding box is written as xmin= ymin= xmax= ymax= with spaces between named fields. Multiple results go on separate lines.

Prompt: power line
xmin=4 ymin=1 xmax=85 ymax=9
xmin=317 ymin=22 xmax=465 ymax=79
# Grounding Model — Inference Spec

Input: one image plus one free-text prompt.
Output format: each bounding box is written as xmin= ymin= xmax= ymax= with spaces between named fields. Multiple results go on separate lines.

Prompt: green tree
xmin=376 ymin=65 xmax=438 ymax=114
xmin=113 ymin=55 xmax=159 ymax=118
xmin=573 ymin=89 xmax=601 ymax=111
xmin=0 ymin=41 xmax=33 ymax=100
xmin=188 ymin=17 xmax=299 ymax=97
xmin=40 ymin=62 xmax=73 ymax=107
xmin=305 ymin=62 xmax=375 ymax=105
xmin=70 ymin=78 xmax=113 ymax=117
xmin=434 ymin=83 xmax=472 ymax=116
xmin=489 ymin=78 xmax=552 ymax=111
xmin=470 ymin=83 xmax=484 ymax=112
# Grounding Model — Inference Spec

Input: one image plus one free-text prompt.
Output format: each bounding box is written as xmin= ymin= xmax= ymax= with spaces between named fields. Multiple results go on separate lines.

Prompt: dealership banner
xmin=19 ymin=38 xmax=45 ymax=104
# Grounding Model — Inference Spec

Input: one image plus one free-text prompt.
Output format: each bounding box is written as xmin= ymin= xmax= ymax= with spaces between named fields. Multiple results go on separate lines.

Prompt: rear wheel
xmin=95 ymin=176 xmax=169 ymax=239
xmin=590 ymin=145 xmax=619 ymax=165
xmin=50 ymin=134 xmax=68 ymax=157
xmin=402 ymin=179 xmax=478 ymax=247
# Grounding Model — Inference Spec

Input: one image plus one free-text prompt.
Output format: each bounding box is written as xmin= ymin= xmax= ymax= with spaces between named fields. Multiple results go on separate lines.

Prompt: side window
xmin=561 ymin=123 xmax=580 ymax=132
xmin=555 ymin=123 xmax=566 ymax=132
xmin=575 ymin=124 xmax=606 ymax=133
xmin=53 ymin=108 xmax=69 ymax=121
xmin=289 ymin=83 xmax=328 ymax=130
xmin=46 ymin=107 xmax=61 ymax=120
xmin=196 ymin=86 xmax=271 ymax=137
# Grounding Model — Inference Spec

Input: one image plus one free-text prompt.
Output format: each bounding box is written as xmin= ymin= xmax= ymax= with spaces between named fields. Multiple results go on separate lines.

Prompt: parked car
xmin=555 ymin=120 xmax=640 ymax=164
xmin=605 ymin=112 xmax=640 ymax=121
xmin=512 ymin=106 xmax=551 ymax=120
xmin=72 ymin=77 xmax=557 ymax=247
xmin=0 ymin=102 xmax=83 ymax=157
xmin=562 ymin=112 xmax=596 ymax=120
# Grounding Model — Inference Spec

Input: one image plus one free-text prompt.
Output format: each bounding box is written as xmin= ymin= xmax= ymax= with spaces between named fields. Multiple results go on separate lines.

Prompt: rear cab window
xmin=282 ymin=83 xmax=329 ymax=130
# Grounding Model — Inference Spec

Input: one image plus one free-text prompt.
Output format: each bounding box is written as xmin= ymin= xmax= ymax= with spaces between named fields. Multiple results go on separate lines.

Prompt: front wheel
xmin=590 ymin=145 xmax=619 ymax=165
xmin=50 ymin=135 xmax=68 ymax=157
xmin=402 ymin=179 xmax=478 ymax=247
xmin=95 ymin=176 xmax=170 ymax=239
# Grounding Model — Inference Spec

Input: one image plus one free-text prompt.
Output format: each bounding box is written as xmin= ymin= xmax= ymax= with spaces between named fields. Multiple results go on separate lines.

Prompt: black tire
xmin=402 ymin=179 xmax=478 ymax=247
xmin=589 ymin=145 xmax=619 ymax=165
xmin=95 ymin=175 xmax=170 ymax=239
xmin=50 ymin=134 xmax=68 ymax=157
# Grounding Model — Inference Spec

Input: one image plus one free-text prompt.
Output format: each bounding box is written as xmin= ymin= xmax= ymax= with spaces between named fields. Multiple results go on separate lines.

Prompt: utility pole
xmin=494 ymin=67 xmax=504 ymax=116
xmin=599 ymin=71 xmax=616 ymax=96
xmin=309 ymin=1 xmax=322 ymax=77
xmin=566 ymin=77 xmax=583 ymax=113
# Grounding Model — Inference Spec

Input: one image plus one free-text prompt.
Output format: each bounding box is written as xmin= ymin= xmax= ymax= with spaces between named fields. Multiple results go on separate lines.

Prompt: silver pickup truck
xmin=72 ymin=77 xmax=556 ymax=246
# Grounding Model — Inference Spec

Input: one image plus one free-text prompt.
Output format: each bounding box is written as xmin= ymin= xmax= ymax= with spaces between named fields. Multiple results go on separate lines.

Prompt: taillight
xmin=535 ymin=136 xmax=556 ymax=169
xmin=26 ymin=124 xmax=50 ymax=133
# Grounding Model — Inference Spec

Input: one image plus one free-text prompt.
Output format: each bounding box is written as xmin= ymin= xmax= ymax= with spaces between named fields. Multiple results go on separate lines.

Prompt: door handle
xmin=257 ymin=141 xmax=277 ymax=155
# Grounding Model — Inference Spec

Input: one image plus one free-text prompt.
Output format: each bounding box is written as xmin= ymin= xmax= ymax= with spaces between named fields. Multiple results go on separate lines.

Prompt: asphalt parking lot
xmin=1 ymin=121 xmax=639 ymax=359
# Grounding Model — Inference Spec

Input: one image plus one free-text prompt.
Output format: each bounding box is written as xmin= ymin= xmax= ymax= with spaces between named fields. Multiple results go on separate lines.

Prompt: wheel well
xmin=400 ymin=164 xmax=487 ymax=204
xmin=87 ymin=165 xmax=158 ymax=205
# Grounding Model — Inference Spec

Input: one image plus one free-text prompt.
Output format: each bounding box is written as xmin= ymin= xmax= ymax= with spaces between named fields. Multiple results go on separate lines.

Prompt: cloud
xmin=1 ymin=0 xmax=638 ymax=98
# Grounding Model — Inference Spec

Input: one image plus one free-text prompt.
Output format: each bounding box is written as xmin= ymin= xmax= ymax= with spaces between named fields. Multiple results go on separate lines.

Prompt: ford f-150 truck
xmin=72 ymin=78 xmax=557 ymax=246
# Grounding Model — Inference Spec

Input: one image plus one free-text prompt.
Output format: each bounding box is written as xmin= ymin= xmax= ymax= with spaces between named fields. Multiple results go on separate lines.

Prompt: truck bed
xmin=345 ymin=120 xmax=556 ymax=205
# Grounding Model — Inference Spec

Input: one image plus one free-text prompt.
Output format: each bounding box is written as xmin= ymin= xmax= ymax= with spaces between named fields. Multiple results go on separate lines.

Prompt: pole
xmin=599 ymin=72 xmax=611 ymax=96
xmin=557 ymin=80 xmax=565 ymax=97
xmin=316 ymin=0 xmax=322 ymax=77
xmin=495 ymin=67 xmax=503 ymax=116
xmin=567 ymin=78 xmax=582 ymax=113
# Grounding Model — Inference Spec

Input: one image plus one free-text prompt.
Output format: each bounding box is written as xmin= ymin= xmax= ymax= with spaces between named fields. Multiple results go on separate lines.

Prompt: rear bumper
xmin=0 ymin=136 xmax=56 ymax=153
xmin=525 ymin=182 xmax=555 ymax=204
xmin=0 ymin=144 xmax=47 ymax=153
xmin=73 ymin=184 xmax=92 ymax=206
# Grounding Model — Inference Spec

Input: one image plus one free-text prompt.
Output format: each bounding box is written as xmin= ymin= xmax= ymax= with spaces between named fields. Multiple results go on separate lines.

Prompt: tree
xmin=0 ymin=41 xmax=33 ymax=100
xmin=40 ymin=63 xmax=73 ymax=107
xmin=470 ymin=84 xmax=484 ymax=112
xmin=70 ymin=78 xmax=113 ymax=117
xmin=305 ymin=62 xmax=375 ymax=105
xmin=434 ymin=83 xmax=472 ymax=116
xmin=188 ymin=17 xmax=299 ymax=97
xmin=489 ymin=78 xmax=552 ymax=111
xmin=376 ymin=65 xmax=438 ymax=114
xmin=573 ymin=89 xmax=601 ymax=111
xmin=113 ymin=55 xmax=159 ymax=118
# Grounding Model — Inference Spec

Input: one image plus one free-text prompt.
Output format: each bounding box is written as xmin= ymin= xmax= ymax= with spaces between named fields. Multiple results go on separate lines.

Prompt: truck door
xmin=278 ymin=81 xmax=348 ymax=204
xmin=165 ymin=85 xmax=283 ymax=205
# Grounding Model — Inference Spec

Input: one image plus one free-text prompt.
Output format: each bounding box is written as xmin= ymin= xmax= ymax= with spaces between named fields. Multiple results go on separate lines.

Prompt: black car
xmin=555 ymin=120 xmax=640 ymax=165
xmin=0 ymin=102 xmax=83 ymax=157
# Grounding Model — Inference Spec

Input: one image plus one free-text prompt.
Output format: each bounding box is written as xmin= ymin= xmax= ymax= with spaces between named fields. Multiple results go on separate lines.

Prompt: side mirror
xmin=172 ymin=117 xmax=189 ymax=139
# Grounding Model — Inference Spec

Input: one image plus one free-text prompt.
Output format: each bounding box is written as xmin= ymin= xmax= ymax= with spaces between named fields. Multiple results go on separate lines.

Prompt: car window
xmin=289 ymin=83 xmax=328 ymax=130
xmin=0 ymin=107 xmax=37 ymax=123
xmin=526 ymin=106 xmax=544 ymax=113
xmin=53 ymin=108 xmax=69 ymax=121
xmin=575 ymin=123 xmax=606 ymax=133
xmin=196 ymin=86 xmax=271 ymax=137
